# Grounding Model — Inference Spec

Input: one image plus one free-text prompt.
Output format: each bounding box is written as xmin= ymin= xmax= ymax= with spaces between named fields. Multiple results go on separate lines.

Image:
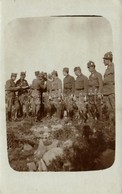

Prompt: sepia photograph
xmin=5 ymin=16 xmax=115 ymax=172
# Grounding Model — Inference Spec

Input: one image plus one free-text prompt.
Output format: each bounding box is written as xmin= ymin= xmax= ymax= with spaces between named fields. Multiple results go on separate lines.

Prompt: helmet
xmin=87 ymin=61 xmax=95 ymax=68
xmin=103 ymin=51 xmax=113 ymax=60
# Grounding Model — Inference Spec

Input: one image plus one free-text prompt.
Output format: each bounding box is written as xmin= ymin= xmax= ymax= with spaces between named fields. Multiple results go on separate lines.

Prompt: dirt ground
xmin=7 ymin=116 xmax=115 ymax=171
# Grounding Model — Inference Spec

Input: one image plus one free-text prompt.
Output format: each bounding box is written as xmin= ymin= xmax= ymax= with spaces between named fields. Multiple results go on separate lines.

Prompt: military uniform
xmin=50 ymin=77 xmax=62 ymax=97
xmin=42 ymin=74 xmax=53 ymax=117
xmin=16 ymin=72 xmax=29 ymax=117
xmin=45 ymin=71 xmax=63 ymax=118
xmin=63 ymin=74 xmax=75 ymax=96
xmin=63 ymin=68 xmax=75 ymax=118
xmin=103 ymin=52 xmax=115 ymax=112
xmin=5 ymin=73 xmax=18 ymax=121
xmin=87 ymin=61 xmax=103 ymax=120
xmin=31 ymin=73 xmax=46 ymax=121
xmin=74 ymin=72 xmax=88 ymax=113
xmin=88 ymin=72 xmax=103 ymax=95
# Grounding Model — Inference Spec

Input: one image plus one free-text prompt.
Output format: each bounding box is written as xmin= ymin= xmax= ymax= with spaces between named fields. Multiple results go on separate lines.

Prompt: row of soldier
xmin=5 ymin=51 xmax=115 ymax=122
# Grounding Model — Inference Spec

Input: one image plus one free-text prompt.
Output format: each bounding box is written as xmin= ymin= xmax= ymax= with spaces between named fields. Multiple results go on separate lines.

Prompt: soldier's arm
xmin=97 ymin=73 xmax=103 ymax=94
xmin=5 ymin=80 xmax=19 ymax=91
xmin=58 ymin=79 xmax=62 ymax=90
xmin=109 ymin=64 xmax=114 ymax=74
xmin=71 ymin=77 xmax=75 ymax=95
xmin=22 ymin=81 xmax=30 ymax=89
xmin=84 ymin=76 xmax=89 ymax=95
xmin=58 ymin=79 xmax=62 ymax=96
xmin=31 ymin=80 xmax=35 ymax=89
xmin=47 ymin=81 xmax=52 ymax=95
xmin=63 ymin=79 xmax=65 ymax=95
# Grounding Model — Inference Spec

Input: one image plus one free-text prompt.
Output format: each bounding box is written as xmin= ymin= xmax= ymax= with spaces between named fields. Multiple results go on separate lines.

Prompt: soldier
xmin=87 ymin=61 xmax=103 ymax=120
xmin=63 ymin=67 xmax=75 ymax=119
xmin=16 ymin=72 xmax=30 ymax=118
xmin=42 ymin=74 xmax=53 ymax=117
xmin=74 ymin=66 xmax=88 ymax=121
xmin=31 ymin=72 xmax=46 ymax=121
xmin=48 ymin=70 xmax=63 ymax=118
xmin=102 ymin=51 xmax=115 ymax=119
xmin=5 ymin=73 xmax=20 ymax=121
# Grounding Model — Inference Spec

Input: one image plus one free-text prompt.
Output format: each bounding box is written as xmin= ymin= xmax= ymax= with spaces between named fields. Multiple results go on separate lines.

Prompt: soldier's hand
xmin=22 ymin=86 xmax=28 ymax=89
xmin=16 ymin=86 xmax=21 ymax=90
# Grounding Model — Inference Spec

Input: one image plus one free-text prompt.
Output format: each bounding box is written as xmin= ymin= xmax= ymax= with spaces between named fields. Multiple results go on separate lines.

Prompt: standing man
xmin=74 ymin=66 xmax=88 ymax=120
xmin=16 ymin=72 xmax=30 ymax=118
xmin=87 ymin=61 xmax=103 ymax=119
xmin=48 ymin=70 xmax=63 ymax=118
xmin=102 ymin=51 xmax=115 ymax=119
xmin=31 ymin=72 xmax=46 ymax=121
xmin=5 ymin=73 xmax=20 ymax=121
xmin=63 ymin=67 xmax=75 ymax=119
xmin=42 ymin=74 xmax=53 ymax=118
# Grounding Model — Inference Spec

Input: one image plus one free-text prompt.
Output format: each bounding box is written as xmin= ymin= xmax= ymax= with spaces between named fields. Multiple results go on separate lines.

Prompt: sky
xmin=4 ymin=16 xmax=113 ymax=84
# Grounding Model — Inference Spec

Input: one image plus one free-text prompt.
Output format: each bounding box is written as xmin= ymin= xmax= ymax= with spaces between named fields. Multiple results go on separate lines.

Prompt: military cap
xmin=103 ymin=51 xmax=113 ymax=60
xmin=20 ymin=72 xmax=26 ymax=76
xmin=63 ymin=67 xmax=69 ymax=73
xmin=51 ymin=70 xmax=58 ymax=76
xmin=74 ymin=66 xmax=81 ymax=72
xmin=87 ymin=61 xmax=95 ymax=68
xmin=11 ymin=73 xmax=17 ymax=77
xmin=35 ymin=71 xmax=40 ymax=76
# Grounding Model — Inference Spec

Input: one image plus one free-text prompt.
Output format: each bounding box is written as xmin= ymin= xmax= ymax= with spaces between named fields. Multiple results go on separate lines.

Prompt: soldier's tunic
xmin=88 ymin=70 xmax=103 ymax=95
xmin=88 ymin=70 xmax=103 ymax=119
xmin=63 ymin=75 xmax=75 ymax=96
xmin=42 ymin=80 xmax=52 ymax=115
xmin=31 ymin=78 xmax=45 ymax=118
xmin=16 ymin=79 xmax=29 ymax=116
xmin=47 ymin=77 xmax=63 ymax=118
xmin=50 ymin=77 xmax=62 ymax=97
xmin=75 ymin=74 xmax=88 ymax=112
xmin=5 ymin=79 xmax=17 ymax=113
xmin=63 ymin=75 xmax=75 ymax=116
xmin=103 ymin=63 xmax=115 ymax=112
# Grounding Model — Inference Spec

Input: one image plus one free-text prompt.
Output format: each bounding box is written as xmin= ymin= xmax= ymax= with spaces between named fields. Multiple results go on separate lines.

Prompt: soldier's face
xmin=103 ymin=59 xmax=109 ymax=66
xmin=88 ymin=66 xmax=95 ymax=72
xmin=11 ymin=76 xmax=16 ymax=81
xmin=52 ymin=74 xmax=55 ymax=79
xmin=63 ymin=71 xmax=67 ymax=76
xmin=74 ymin=70 xmax=79 ymax=76
xmin=20 ymin=75 xmax=25 ymax=80
xmin=38 ymin=75 xmax=43 ymax=80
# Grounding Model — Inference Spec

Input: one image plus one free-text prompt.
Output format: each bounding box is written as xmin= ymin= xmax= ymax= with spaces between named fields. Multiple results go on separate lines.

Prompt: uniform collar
xmin=77 ymin=73 xmax=83 ymax=77
xmin=91 ymin=70 xmax=96 ymax=74
xmin=107 ymin=62 xmax=113 ymax=69
xmin=65 ymin=74 xmax=69 ymax=78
